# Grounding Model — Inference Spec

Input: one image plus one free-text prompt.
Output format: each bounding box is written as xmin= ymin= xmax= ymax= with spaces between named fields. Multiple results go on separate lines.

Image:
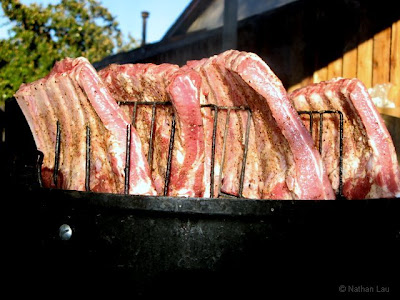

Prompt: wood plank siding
xmin=289 ymin=19 xmax=400 ymax=117
xmin=94 ymin=0 xmax=400 ymax=116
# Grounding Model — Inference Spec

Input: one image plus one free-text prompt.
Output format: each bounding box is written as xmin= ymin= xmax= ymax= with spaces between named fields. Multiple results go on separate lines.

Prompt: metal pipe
xmin=222 ymin=0 xmax=238 ymax=51
xmin=141 ymin=11 xmax=149 ymax=46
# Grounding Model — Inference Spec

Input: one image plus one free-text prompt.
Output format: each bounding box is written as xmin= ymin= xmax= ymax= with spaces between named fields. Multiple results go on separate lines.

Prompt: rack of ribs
xmin=290 ymin=78 xmax=400 ymax=199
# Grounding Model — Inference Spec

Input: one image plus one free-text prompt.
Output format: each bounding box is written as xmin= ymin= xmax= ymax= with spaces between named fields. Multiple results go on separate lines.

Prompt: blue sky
xmin=0 ymin=0 xmax=192 ymax=44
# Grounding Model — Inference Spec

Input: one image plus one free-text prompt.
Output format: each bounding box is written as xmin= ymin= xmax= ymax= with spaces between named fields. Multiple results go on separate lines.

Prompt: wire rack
xmin=36 ymin=103 xmax=344 ymax=198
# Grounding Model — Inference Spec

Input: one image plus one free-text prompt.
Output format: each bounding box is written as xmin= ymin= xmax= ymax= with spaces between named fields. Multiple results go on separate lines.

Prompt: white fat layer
xmin=120 ymin=72 xmax=133 ymax=95
xmin=296 ymin=94 xmax=308 ymax=107
xmin=214 ymin=164 xmax=221 ymax=177
xmin=310 ymin=93 xmax=324 ymax=107
xmin=132 ymin=136 xmax=147 ymax=170
xmin=368 ymin=139 xmax=379 ymax=156
xmin=347 ymin=157 xmax=360 ymax=175
xmin=131 ymin=179 xmax=154 ymax=195
xmin=325 ymin=89 xmax=333 ymax=99
xmin=176 ymin=149 xmax=184 ymax=165
xmin=108 ymin=138 xmax=125 ymax=174
xmin=175 ymin=189 xmax=192 ymax=197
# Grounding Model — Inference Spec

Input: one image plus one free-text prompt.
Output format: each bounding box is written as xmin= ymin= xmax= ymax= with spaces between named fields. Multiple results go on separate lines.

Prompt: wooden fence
xmin=95 ymin=0 xmax=400 ymax=117
xmin=288 ymin=19 xmax=400 ymax=117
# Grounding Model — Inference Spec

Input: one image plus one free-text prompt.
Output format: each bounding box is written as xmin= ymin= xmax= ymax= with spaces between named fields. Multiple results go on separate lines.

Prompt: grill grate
xmin=36 ymin=103 xmax=344 ymax=199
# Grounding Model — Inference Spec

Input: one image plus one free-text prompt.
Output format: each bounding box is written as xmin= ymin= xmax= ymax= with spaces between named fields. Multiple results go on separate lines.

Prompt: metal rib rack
xmin=298 ymin=110 xmax=344 ymax=197
xmin=36 ymin=103 xmax=344 ymax=199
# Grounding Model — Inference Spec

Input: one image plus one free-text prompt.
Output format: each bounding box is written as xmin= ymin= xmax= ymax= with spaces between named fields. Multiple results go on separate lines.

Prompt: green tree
xmin=0 ymin=0 xmax=137 ymax=106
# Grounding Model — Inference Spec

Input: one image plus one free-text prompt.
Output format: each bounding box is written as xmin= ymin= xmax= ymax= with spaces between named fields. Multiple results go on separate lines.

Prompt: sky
xmin=0 ymin=0 xmax=192 ymax=44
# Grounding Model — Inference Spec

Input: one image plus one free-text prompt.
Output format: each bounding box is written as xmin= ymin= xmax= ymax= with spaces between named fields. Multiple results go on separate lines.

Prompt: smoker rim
xmin=32 ymin=186 xmax=399 ymax=218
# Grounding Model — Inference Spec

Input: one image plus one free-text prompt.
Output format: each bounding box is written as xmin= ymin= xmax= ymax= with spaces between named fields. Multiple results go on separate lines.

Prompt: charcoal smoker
xmin=3 ymin=0 xmax=400 ymax=296
xmin=3 ymin=96 xmax=400 ymax=297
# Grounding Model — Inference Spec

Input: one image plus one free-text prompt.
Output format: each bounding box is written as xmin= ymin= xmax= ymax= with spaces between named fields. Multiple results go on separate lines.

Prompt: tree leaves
xmin=0 ymin=0 xmax=138 ymax=105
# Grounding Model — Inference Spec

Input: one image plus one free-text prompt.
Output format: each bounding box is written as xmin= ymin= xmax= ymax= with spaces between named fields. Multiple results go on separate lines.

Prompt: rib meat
xmin=185 ymin=57 xmax=261 ymax=198
xmin=187 ymin=50 xmax=335 ymax=200
xmin=289 ymin=78 xmax=400 ymax=199
xmin=166 ymin=68 xmax=205 ymax=197
xmin=15 ymin=57 xmax=156 ymax=195
xmin=99 ymin=63 xmax=206 ymax=197
xmin=99 ymin=63 xmax=178 ymax=194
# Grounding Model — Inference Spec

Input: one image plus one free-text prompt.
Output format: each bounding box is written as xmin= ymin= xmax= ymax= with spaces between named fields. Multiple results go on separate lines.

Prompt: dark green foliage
xmin=0 ymin=0 xmax=137 ymax=105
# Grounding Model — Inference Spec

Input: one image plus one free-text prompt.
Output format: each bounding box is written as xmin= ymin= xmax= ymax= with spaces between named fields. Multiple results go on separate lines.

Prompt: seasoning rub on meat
xmin=15 ymin=57 xmax=157 ymax=195
xmin=290 ymin=78 xmax=400 ymax=199
xmin=15 ymin=50 xmax=399 ymax=200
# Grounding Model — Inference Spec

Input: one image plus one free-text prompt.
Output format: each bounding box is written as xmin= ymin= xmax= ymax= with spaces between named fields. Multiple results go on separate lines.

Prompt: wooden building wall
xmin=232 ymin=0 xmax=400 ymax=117
xmin=254 ymin=0 xmax=399 ymax=118
xmin=288 ymin=18 xmax=400 ymax=118
xmin=94 ymin=0 xmax=400 ymax=116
